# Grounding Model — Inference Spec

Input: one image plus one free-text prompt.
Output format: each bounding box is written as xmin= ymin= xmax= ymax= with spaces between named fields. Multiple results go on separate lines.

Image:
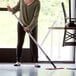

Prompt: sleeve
xmin=28 ymin=2 xmax=40 ymax=32
xmin=12 ymin=1 xmax=20 ymax=14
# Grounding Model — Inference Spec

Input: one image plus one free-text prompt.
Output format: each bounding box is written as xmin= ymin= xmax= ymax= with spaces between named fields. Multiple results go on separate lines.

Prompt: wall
xmin=0 ymin=48 xmax=32 ymax=63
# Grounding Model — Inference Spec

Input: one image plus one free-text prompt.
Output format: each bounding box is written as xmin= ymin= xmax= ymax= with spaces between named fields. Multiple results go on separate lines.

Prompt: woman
xmin=7 ymin=0 xmax=40 ymax=66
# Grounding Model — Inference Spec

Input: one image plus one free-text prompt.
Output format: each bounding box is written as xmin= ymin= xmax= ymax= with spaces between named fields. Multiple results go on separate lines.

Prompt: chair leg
xmin=63 ymin=29 xmax=67 ymax=46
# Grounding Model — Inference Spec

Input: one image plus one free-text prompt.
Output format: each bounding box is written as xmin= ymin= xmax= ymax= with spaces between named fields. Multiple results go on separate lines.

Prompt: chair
xmin=61 ymin=2 xmax=76 ymax=46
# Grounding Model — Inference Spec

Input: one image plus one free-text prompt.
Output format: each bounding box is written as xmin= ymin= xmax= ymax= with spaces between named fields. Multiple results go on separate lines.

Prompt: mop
xmin=7 ymin=6 xmax=64 ymax=70
xmin=13 ymin=13 xmax=56 ymax=69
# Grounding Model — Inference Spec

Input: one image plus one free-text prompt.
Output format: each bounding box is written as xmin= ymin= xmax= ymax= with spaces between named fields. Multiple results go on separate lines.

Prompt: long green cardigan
xmin=12 ymin=0 xmax=40 ymax=32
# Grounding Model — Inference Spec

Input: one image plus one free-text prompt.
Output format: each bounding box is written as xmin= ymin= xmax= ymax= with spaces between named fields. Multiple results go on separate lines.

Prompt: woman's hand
xmin=7 ymin=6 xmax=12 ymax=12
xmin=24 ymin=26 xmax=29 ymax=32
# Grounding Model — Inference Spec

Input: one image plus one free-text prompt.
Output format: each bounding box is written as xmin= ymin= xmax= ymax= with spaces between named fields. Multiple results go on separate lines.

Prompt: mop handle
xmin=28 ymin=33 xmax=56 ymax=68
xmin=13 ymin=14 xmax=56 ymax=68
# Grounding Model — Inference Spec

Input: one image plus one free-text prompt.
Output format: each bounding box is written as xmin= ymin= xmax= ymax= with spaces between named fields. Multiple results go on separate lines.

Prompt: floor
xmin=0 ymin=63 xmax=76 ymax=76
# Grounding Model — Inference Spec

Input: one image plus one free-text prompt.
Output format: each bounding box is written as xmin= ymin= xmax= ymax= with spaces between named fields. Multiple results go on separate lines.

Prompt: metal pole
xmin=69 ymin=0 xmax=71 ymax=23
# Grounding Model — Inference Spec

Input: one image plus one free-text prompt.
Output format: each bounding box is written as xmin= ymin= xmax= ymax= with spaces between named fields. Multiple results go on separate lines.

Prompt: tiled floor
xmin=0 ymin=63 xmax=76 ymax=76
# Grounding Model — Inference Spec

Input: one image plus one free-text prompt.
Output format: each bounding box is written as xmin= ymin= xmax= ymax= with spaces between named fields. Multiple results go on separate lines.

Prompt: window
xmin=0 ymin=0 xmax=74 ymax=62
xmin=0 ymin=0 xmax=18 ymax=7
xmin=38 ymin=0 xmax=74 ymax=62
xmin=0 ymin=0 xmax=29 ymax=48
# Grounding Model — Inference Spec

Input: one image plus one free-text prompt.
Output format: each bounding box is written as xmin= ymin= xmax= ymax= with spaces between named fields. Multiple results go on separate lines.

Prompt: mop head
xmin=46 ymin=67 xmax=64 ymax=70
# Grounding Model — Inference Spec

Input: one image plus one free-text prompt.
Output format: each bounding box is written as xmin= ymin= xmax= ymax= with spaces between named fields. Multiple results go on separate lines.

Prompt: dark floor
xmin=0 ymin=63 xmax=76 ymax=76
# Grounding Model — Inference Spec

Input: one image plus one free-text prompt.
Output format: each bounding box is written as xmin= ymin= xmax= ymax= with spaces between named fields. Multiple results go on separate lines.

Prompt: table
xmin=48 ymin=27 xmax=76 ymax=46
xmin=48 ymin=27 xmax=76 ymax=29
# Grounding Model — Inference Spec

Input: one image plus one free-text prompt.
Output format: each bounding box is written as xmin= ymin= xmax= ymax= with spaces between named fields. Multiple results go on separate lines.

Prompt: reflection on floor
xmin=0 ymin=63 xmax=76 ymax=76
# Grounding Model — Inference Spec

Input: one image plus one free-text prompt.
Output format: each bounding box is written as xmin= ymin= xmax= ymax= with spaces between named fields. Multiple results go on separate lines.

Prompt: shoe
xmin=14 ymin=62 xmax=21 ymax=66
xmin=35 ymin=63 xmax=40 ymax=68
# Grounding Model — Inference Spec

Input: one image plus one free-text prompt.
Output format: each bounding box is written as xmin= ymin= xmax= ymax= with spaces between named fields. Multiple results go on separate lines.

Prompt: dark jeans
xmin=16 ymin=22 xmax=38 ymax=62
